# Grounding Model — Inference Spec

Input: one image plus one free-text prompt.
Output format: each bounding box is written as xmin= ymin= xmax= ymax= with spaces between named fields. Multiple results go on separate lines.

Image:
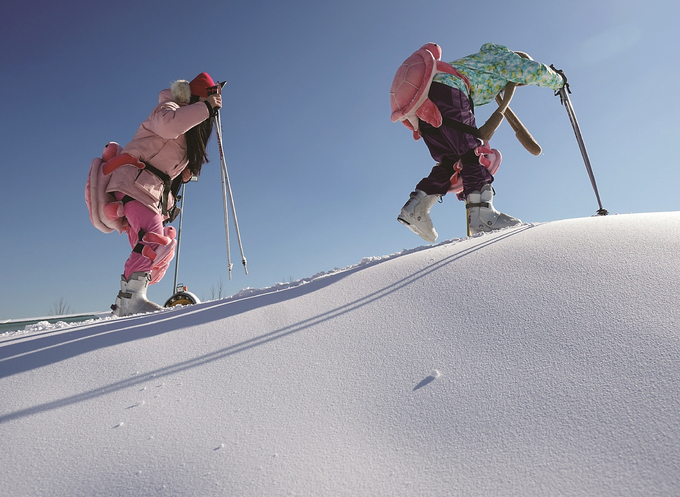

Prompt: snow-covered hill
xmin=1 ymin=213 xmax=679 ymax=496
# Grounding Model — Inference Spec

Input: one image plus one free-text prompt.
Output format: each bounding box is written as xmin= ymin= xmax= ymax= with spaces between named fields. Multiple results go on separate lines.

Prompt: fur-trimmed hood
xmin=170 ymin=79 xmax=191 ymax=104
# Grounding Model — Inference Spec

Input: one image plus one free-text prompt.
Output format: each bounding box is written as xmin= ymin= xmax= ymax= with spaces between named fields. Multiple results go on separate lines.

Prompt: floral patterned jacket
xmin=433 ymin=43 xmax=564 ymax=107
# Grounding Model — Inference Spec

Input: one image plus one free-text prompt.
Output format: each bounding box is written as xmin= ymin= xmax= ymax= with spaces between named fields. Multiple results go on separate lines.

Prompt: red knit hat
xmin=189 ymin=72 xmax=216 ymax=98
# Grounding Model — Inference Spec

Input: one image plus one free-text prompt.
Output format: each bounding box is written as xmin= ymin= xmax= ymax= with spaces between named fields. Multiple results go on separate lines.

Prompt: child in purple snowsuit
xmin=394 ymin=43 xmax=565 ymax=242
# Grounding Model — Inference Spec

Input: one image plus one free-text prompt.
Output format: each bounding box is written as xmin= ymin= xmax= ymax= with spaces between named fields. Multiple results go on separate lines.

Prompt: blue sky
xmin=1 ymin=0 xmax=678 ymax=319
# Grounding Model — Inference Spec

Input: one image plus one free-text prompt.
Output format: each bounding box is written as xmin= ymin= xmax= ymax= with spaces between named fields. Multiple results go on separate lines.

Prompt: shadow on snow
xmin=0 ymin=228 xmax=530 ymax=423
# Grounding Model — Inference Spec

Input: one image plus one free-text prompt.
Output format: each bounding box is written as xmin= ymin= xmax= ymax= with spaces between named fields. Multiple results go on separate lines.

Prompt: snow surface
xmin=1 ymin=212 xmax=679 ymax=496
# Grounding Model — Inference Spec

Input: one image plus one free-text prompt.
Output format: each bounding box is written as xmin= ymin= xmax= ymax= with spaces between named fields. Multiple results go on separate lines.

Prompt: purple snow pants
xmin=415 ymin=82 xmax=493 ymax=198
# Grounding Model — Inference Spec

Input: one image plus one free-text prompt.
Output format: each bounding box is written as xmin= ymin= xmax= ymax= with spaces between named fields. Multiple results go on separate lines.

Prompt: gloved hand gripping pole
xmin=214 ymin=83 xmax=248 ymax=279
xmin=553 ymin=67 xmax=608 ymax=216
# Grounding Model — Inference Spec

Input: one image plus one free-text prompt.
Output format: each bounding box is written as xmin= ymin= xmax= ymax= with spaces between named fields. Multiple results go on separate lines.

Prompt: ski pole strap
xmin=550 ymin=64 xmax=570 ymax=102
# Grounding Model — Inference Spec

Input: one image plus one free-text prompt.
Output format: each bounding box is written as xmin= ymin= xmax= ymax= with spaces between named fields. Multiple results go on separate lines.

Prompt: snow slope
xmin=1 ymin=213 xmax=679 ymax=496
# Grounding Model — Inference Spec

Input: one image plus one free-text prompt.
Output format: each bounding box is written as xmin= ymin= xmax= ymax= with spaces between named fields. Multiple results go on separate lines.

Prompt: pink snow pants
xmin=114 ymin=192 xmax=164 ymax=282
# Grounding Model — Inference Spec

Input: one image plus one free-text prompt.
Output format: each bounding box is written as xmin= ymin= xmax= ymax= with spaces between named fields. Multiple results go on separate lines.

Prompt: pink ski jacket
xmin=106 ymin=89 xmax=210 ymax=214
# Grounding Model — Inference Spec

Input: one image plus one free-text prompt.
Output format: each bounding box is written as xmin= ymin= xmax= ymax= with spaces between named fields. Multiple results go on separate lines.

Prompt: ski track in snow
xmin=1 ymin=222 xmax=543 ymax=338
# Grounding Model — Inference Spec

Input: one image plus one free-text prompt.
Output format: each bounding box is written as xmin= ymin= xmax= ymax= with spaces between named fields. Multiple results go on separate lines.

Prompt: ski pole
xmin=214 ymin=82 xmax=248 ymax=278
xmin=553 ymin=71 xmax=608 ymax=216
xmin=171 ymin=176 xmax=198 ymax=293
xmin=216 ymin=116 xmax=233 ymax=280
xmin=172 ymin=182 xmax=186 ymax=292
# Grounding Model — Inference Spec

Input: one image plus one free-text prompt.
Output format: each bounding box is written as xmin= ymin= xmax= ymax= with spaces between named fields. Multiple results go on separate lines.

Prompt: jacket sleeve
xmin=484 ymin=44 xmax=563 ymax=90
xmin=147 ymin=101 xmax=210 ymax=139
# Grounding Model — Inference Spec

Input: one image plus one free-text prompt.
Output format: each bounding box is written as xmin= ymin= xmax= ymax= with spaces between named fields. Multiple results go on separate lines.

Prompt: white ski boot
xmin=397 ymin=190 xmax=440 ymax=243
xmin=466 ymin=184 xmax=521 ymax=234
xmin=111 ymin=272 xmax=164 ymax=317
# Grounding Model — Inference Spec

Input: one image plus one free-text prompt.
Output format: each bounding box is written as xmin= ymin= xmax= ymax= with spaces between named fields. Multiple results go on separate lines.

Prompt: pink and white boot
xmin=111 ymin=272 xmax=164 ymax=317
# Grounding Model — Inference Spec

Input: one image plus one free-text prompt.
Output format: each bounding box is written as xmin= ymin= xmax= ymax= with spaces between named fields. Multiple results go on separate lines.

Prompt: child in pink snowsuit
xmin=106 ymin=72 xmax=222 ymax=316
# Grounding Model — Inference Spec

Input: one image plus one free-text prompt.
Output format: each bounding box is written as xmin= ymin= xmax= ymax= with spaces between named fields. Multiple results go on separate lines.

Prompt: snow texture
xmin=1 ymin=212 xmax=679 ymax=496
